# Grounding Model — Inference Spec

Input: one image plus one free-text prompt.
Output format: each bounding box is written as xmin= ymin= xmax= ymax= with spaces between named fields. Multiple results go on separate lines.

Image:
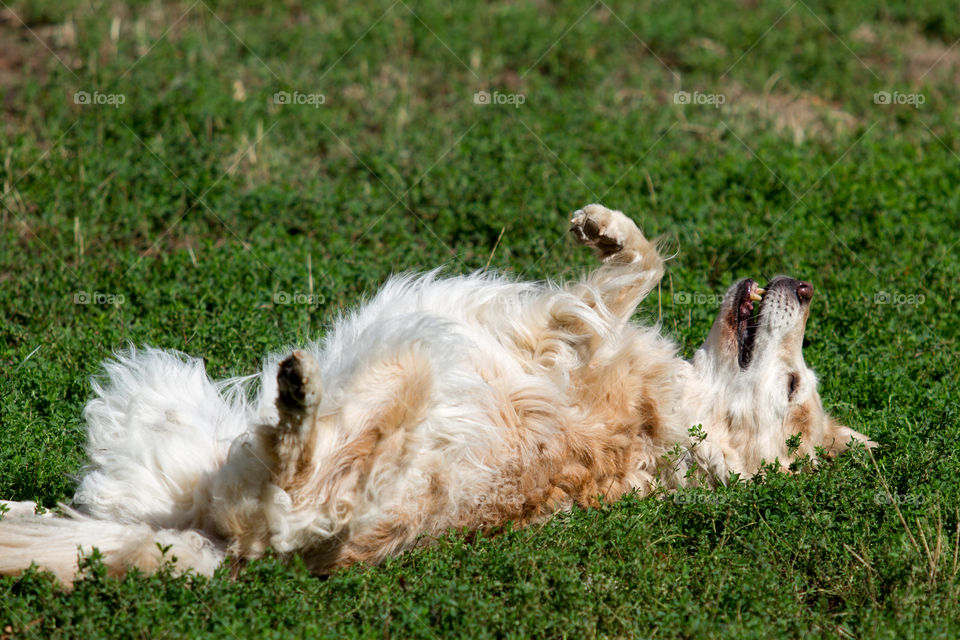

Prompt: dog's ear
xmin=821 ymin=415 xmax=876 ymax=456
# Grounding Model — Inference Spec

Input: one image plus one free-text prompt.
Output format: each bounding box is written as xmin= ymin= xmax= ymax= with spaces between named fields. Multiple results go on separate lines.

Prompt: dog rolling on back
xmin=0 ymin=204 xmax=874 ymax=584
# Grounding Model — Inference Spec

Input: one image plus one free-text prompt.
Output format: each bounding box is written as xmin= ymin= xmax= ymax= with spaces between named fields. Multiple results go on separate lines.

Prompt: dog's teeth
xmin=749 ymin=292 xmax=762 ymax=301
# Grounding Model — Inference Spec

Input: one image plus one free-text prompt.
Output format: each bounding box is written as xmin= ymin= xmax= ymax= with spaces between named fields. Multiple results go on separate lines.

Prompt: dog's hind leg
xmin=269 ymin=346 xmax=434 ymax=495
xmin=569 ymin=204 xmax=664 ymax=323
xmin=271 ymin=350 xmax=325 ymax=487
xmin=216 ymin=345 xmax=439 ymax=567
xmin=0 ymin=507 xmax=224 ymax=584
xmin=209 ymin=349 xmax=326 ymax=559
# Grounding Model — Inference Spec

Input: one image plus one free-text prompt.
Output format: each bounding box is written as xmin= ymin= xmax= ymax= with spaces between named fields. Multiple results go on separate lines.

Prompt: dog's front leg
xmin=569 ymin=204 xmax=665 ymax=323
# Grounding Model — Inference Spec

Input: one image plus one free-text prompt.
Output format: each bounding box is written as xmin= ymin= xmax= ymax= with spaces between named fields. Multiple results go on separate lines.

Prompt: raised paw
xmin=569 ymin=204 xmax=643 ymax=261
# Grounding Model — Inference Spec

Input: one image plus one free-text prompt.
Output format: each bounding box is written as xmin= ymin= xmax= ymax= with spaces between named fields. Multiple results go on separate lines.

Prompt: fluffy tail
xmin=0 ymin=505 xmax=224 ymax=585
xmin=75 ymin=346 xmax=255 ymax=529
xmin=1 ymin=347 xmax=253 ymax=583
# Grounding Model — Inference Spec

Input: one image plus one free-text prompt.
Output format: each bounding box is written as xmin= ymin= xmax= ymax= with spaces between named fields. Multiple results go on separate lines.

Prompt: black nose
xmin=797 ymin=281 xmax=814 ymax=302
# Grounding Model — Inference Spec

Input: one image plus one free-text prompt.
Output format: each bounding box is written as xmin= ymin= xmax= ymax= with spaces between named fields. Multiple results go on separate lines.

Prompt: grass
xmin=1 ymin=0 xmax=959 ymax=637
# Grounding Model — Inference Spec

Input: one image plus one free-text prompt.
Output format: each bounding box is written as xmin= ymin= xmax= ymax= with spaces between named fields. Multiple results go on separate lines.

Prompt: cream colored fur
xmin=0 ymin=204 xmax=874 ymax=584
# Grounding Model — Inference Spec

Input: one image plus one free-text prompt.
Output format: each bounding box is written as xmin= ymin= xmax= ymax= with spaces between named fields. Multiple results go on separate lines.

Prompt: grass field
xmin=1 ymin=0 xmax=959 ymax=637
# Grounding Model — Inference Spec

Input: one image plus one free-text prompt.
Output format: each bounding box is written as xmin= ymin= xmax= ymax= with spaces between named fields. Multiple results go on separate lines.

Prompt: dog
xmin=0 ymin=204 xmax=874 ymax=584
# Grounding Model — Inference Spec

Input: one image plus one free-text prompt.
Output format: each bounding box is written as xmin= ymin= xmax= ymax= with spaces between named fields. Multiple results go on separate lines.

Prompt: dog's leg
xmin=569 ymin=204 xmax=664 ymax=322
xmin=210 ymin=350 xmax=326 ymax=558
xmin=276 ymin=350 xmax=323 ymax=429
xmin=246 ymin=344 xmax=438 ymax=571
xmin=0 ymin=501 xmax=50 ymax=519
xmin=271 ymin=350 xmax=324 ymax=486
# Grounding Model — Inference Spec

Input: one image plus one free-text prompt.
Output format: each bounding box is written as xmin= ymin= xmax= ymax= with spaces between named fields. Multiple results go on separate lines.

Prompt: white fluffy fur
xmin=0 ymin=204 xmax=873 ymax=584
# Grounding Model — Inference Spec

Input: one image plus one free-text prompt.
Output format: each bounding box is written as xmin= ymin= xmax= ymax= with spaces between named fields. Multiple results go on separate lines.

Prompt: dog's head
xmin=693 ymin=276 xmax=872 ymax=473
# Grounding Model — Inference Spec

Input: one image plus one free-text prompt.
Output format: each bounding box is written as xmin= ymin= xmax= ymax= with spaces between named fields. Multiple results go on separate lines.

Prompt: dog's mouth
xmin=734 ymin=279 xmax=765 ymax=370
xmin=703 ymin=276 xmax=813 ymax=371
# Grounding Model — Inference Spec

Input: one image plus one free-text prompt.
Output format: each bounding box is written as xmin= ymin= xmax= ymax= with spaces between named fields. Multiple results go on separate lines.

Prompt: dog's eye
xmin=787 ymin=373 xmax=799 ymax=400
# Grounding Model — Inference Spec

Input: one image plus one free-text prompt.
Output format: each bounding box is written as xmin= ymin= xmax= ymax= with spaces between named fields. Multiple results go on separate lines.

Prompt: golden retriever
xmin=0 ymin=204 xmax=873 ymax=583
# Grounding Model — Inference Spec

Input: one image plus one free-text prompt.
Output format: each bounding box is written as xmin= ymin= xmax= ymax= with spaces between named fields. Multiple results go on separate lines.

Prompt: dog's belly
xmin=311 ymin=350 xmax=657 ymax=570
xmin=221 ymin=273 xmax=689 ymax=569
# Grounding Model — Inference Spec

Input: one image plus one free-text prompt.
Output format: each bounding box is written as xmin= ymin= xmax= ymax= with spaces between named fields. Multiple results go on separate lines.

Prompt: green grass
xmin=2 ymin=0 xmax=959 ymax=637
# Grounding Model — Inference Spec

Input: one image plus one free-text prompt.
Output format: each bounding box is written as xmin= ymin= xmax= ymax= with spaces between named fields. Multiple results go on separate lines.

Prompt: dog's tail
xmin=0 ymin=506 xmax=224 ymax=585
xmin=75 ymin=346 xmax=258 ymax=529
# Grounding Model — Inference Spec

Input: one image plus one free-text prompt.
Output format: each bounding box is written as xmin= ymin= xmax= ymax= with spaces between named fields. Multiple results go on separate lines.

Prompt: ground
xmin=1 ymin=0 xmax=959 ymax=638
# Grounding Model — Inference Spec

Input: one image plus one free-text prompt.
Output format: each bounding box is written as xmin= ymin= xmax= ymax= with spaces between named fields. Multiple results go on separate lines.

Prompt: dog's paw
xmin=277 ymin=350 xmax=323 ymax=417
xmin=569 ymin=204 xmax=640 ymax=260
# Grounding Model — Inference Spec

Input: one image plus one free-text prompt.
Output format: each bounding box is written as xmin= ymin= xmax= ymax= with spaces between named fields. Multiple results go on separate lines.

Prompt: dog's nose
xmin=796 ymin=281 xmax=814 ymax=302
